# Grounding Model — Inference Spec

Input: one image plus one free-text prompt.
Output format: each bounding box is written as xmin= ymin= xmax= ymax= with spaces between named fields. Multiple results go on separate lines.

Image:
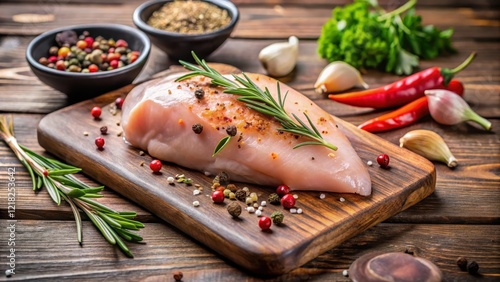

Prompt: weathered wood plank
xmin=0 ymin=220 xmax=497 ymax=281
xmin=2 ymin=38 xmax=499 ymax=118
xmin=0 ymin=4 xmax=498 ymax=39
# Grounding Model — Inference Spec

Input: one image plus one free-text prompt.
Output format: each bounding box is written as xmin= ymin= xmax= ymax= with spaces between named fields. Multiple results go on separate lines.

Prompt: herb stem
xmin=378 ymin=0 xmax=416 ymax=21
xmin=177 ymin=52 xmax=337 ymax=154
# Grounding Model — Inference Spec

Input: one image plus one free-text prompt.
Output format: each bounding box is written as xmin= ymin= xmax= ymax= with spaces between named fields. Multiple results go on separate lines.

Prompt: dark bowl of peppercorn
xmin=26 ymin=23 xmax=151 ymax=99
xmin=133 ymin=0 xmax=239 ymax=61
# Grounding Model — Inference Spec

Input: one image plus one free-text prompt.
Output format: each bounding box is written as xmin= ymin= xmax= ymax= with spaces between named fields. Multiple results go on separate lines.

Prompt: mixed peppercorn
xmin=38 ymin=30 xmax=140 ymax=73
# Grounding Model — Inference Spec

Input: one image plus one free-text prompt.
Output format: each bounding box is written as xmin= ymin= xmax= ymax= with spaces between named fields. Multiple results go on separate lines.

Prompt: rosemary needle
xmin=0 ymin=115 xmax=144 ymax=258
xmin=177 ymin=52 xmax=338 ymax=155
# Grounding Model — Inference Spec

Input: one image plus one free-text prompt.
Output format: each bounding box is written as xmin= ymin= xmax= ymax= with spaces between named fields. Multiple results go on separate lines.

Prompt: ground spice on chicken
xmin=147 ymin=0 xmax=231 ymax=34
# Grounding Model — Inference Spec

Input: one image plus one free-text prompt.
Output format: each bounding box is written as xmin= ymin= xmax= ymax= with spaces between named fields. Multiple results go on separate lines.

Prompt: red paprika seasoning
xmin=358 ymin=80 xmax=464 ymax=132
xmin=329 ymin=53 xmax=475 ymax=109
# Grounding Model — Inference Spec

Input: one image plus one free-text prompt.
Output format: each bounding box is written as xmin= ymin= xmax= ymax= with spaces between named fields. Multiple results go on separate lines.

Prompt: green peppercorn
xmin=99 ymin=44 xmax=109 ymax=53
xmin=223 ymin=189 xmax=231 ymax=198
xmin=271 ymin=211 xmax=284 ymax=225
xmin=268 ymin=193 xmax=280 ymax=205
xmin=227 ymin=202 xmax=241 ymax=218
xmin=68 ymin=65 xmax=81 ymax=72
xmin=108 ymin=38 xmax=116 ymax=47
xmin=82 ymin=60 xmax=91 ymax=69
xmin=70 ymin=46 xmax=78 ymax=53
xmin=77 ymin=53 xmax=86 ymax=62
xmin=90 ymin=50 xmax=103 ymax=64
xmin=120 ymin=55 xmax=128 ymax=63
xmin=68 ymin=58 xmax=80 ymax=66
xmin=81 ymin=68 xmax=89 ymax=73
xmin=115 ymin=47 xmax=127 ymax=54
xmin=95 ymin=36 xmax=104 ymax=42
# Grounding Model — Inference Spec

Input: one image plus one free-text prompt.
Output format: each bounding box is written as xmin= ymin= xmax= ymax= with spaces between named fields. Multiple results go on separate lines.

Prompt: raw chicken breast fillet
xmin=122 ymin=73 xmax=371 ymax=195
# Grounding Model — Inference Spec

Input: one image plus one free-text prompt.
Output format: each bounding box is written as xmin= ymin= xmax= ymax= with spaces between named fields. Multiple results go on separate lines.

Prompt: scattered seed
xmin=247 ymin=207 xmax=255 ymax=213
xmin=258 ymin=206 xmax=263 ymax=211
xmin=139 ymin=161 xmax=144 ymax=166
xmin=339 ymin=197 xmax=345 ymax=202
xmin=297 ymin=208 xmax=303 ymax=214
xmin=290 ymin=208 xmax=297 ymax=214
xmin=293 ymin=194 xmax=298 ymax=199
xmin=260 ymin=201 xmax=267 ymax=206
xmin=117 ymin=131 xmax=123 ymax=137
xmin=367 ymin=160 xmax=373 ymax=166
xmin=139 ymin=150 xmax=145 ymax=156
xmin=253 ymin=203 xmax=259 ymax=208
xmin=193 ymin=201 xmax=200 ymax=207
xmin=193 ymin=189 xmax=201 ymax=195
xmin=319 ymin=193 xmax=326 ymax=199
xmin=116 ymin=121 xmax=121 ymax=126
xmin=173 ymin=271 xmax=183 ymax=281
xmin=83 ymin=131 xmax=89 ymax=136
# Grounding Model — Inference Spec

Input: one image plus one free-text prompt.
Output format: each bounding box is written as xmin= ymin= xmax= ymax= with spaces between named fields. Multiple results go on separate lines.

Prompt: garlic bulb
xmin=425 ymin=89 xmax=492 ymax=130
xmin=400 ymin=129 xmax=458 ymax=168
xmin=314 ymin=61 xmax=368 ymax=94
xmin=258 ymin=36 xmax=299 ymax=77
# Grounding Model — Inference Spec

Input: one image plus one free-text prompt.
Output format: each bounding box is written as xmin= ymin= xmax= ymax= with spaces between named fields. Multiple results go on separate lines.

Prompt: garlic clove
xmin=425 ymin=89 xmax=492 ymax=130
xmin=258 ymin=36 xmax=299 ymax=77
xmin=314 ymin=61 xmax=368 ymax=94
xmin=399 ymin=129 xmax=458 ymax=168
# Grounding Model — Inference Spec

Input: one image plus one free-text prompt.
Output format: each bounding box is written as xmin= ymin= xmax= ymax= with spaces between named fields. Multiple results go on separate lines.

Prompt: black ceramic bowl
xmin=133 ymin=0 xmax=239 ymax=61
xmin=26 ymin=24 xmax=151 ymax=99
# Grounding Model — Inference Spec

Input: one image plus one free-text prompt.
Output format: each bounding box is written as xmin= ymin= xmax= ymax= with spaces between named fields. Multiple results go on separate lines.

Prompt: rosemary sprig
xmin=176 ymin=52 xmax=337 ymax=155
xmin=0 ymin=115 xmax=144 ymax=258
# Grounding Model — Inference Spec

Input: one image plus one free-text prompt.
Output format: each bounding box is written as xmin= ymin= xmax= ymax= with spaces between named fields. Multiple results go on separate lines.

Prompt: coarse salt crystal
xmin=247 ymin=207 xmax=255 ymax=213
xmin=260 ymin=201 xmax=267 ymax=206
xmin=367 ymin=160 xmax=373 ymax=166
xmin=319 ymin=193 xmax=326 ymax=199
xmin=255 ymin=210 xmax=262 ymax=216
xmin=290 ymin=208 xmax=297 ymax=214
xmin=340 ymin=197 xmax=345 ymax=202
xmin=193 ymin=201 xmax=200 ymax=207
xmin=193 ymin=189 xmax=201 ymax=196
xmin=297 ymin=208 xmax=303 ymax=214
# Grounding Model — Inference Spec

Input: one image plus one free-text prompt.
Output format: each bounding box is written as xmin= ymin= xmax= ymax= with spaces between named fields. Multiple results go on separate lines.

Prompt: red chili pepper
xmin=358 ymin=80 xmax=464 ymax=132
xmin=329 ymin=53 xmax=475 ymax=109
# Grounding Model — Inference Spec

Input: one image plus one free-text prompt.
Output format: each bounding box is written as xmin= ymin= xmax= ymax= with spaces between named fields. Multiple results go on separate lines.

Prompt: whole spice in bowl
xmin=147 ymin=0 xmax=231 ymax=34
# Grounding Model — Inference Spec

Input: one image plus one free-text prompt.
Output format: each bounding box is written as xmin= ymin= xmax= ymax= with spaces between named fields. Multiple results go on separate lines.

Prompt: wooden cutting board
xmin=37 ymin=64 xmax=436 ymax=275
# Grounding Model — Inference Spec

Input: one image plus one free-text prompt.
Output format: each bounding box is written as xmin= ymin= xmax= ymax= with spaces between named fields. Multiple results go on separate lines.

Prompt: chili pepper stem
xmin=441 ymin=52 xmax=476 ymax=85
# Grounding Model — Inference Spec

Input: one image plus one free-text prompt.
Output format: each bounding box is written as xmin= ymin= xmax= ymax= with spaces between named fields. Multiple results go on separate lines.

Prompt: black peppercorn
xmin=214 ymin=171 xmax=230 ymax=186
xmin=226 ymin=125 xmax=237 ymax=136
xmin=227 ymin=202 xmax=242 ymax=218
xmin=194 ymin=89 xmax=205 ymax=99
xmin=268 ymin=193 xmax=280 ymax=205
xmin=100 ymin=126 xmax=108 ymax=135
xmin=192 ymin=123 xmax=203 ymax=134
xmin=456 ymin=256 xmax=468 ymax=271
xmin=467 ymin=261 xmax=479 ymax=274
xmin=235 ymin=189 xmax=247 ymax=202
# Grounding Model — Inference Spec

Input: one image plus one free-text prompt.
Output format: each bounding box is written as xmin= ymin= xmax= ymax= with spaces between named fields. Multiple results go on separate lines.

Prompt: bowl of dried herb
xmin=133 ymin=0 xmax=239 ymax=61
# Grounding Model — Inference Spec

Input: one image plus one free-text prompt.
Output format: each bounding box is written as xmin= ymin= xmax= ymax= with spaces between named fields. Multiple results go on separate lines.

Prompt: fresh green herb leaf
xmin=213 ymin=136 xmax=232 ymax=157
xmin=318 ymin=0 xmax=455 ymax=75
xmin=0 ymin=115 xmax=144 ymax=258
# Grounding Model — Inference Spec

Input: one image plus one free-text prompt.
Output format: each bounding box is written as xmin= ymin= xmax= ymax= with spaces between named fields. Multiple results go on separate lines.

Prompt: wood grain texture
xmin=35 ymin=65 xmax=436 ymax=274
xmin=0 ymin=3 xmax=498 ymax=39
xmin=0 ymin=220 xmax=498 ymax=281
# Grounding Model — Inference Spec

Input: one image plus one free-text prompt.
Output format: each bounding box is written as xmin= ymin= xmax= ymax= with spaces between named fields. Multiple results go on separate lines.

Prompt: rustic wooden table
xmin=0 ymin=0 xmax=499 ymax=281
